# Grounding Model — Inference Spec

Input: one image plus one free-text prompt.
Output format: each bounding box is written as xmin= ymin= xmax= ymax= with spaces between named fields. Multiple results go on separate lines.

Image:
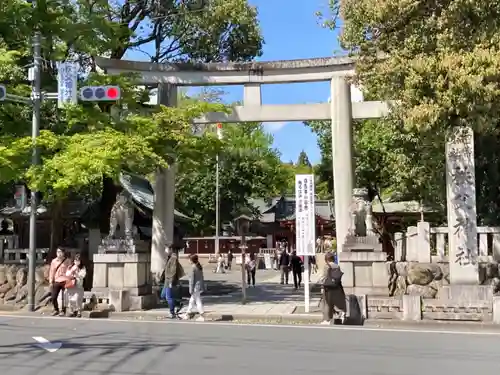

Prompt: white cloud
xmin=263 ymin=122 xmax=287 ymax=133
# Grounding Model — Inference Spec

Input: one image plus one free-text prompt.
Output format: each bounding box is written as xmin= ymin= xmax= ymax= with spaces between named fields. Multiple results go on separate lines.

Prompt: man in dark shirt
xmin=163 ymin=249 xmax=185 ymax=318
xmin=279 ymin=250 xmax=290 ymax=284
xmin=227 ymin=250 xmax=233 ymax=270
xmin=290 ymin=251 xmax=303 ymax=290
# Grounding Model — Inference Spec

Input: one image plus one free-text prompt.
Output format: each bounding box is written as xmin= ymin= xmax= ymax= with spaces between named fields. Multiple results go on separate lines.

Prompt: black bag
xmin=322 ymin=264 xmax=343 ymax=288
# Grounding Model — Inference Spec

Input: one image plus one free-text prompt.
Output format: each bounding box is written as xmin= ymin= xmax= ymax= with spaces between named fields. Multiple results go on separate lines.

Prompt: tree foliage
xmin=317 ymin=0 xmax=500 ymax=223
xmin=336 ymin=0 xmax=500 ymax=134
xmin=0 ymin=0 xmax=264 ymax=208
xmin=307 ymin=119 xmax=444 ymax=204
xmin=175 ymin=122 xmax=289 ymax=233
xmin=296 ymin=150 xmax=312 ymax=168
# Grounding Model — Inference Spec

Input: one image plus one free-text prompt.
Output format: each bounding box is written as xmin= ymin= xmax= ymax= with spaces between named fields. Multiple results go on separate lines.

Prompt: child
xmin=65 ymin=253 xmax=86 ymax=317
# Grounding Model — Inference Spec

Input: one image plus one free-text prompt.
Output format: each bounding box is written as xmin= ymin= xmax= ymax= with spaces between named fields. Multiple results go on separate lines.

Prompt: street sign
xmin=295 ymin=174 xmax=316 ymax=256
xmin=0 ymin=85 xmax=6 ymax=101
xmin=57 ymin=62 xmax=78 ymax=108
xmin=79 ymin=86 xmax=121 ymax=101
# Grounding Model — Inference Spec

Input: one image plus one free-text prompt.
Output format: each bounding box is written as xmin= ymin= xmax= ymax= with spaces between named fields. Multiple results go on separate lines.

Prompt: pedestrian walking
xmin=64 ymin=253 xmax=86 ymax=317
xmin=309 ymin=255 xmax=317 ymax=276
xmin=278 ymin=249 xmax=290 ymax=284
xmin=246 ymin=252 xmax=257 ymax=287
xmin=227 ymin=250 xmax=233 ymax=270
xmin=49 ymin=247 xmax=71 ymax=316
xmin=181 ymin=254 xmax=205 ymax=321
xmin=319 ymin=252 xmax=346 ymax=325
xmin=290 ymin=251 xmax=303 ymax=290
xmin=163 ymin=248 xmax=185 ymax=319
xmin=215 ymin=254 xmax=226 ymax=273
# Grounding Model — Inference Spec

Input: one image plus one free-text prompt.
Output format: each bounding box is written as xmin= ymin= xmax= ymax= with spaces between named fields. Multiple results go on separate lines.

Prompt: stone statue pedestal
xmin=339 ymin=235 xmax=389 ymax=296
xmin=98 ymin=238 xmax=149 ymax=254
xmin=92 ymin=253 xmax=155 ymax=311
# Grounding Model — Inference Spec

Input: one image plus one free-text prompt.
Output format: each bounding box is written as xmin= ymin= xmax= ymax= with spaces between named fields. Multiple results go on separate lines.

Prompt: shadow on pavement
xmin=0 ymin=332 xmax=179 ymax=374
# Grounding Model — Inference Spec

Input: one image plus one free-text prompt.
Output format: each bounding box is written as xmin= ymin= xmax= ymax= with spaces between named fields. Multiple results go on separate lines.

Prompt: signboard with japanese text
xmin=295 ymin=174 xmax=316 ymax=256
xmin=57 ymin=62 xmax=78 ymax=108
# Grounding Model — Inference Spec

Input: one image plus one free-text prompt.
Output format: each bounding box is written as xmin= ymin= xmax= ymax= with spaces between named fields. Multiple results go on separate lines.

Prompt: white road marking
xmin=0 ymin=314 xmax=498 ymax=337
xmin=32 ymin=336 xmax=62 ymax=352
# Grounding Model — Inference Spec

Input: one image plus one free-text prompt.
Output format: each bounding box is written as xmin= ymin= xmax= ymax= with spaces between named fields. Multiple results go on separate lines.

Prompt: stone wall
xmin=366 ymin=297 xmax=403 ymax=319
xmin=358 ymin=295 xmax=499 ymax=322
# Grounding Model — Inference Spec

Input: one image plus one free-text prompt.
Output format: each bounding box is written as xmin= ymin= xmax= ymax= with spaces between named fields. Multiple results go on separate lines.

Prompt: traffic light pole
xmin=27 ymin=30 xmax=42 ymax=312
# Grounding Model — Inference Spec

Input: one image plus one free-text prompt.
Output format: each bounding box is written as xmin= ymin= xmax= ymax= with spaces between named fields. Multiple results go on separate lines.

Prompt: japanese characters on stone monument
xmin=446 ymin=126 xmax=479 ymax=284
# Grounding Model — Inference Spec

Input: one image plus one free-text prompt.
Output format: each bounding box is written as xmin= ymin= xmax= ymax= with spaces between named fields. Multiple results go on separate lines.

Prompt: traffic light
xmin=0 ymin=85 xmax=6 ymax=101
xmin=79 ymin=86 xmax=120 ymax=101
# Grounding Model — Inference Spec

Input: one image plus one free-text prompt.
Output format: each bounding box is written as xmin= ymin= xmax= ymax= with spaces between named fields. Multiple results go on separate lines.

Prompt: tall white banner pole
xmin=304 ymin=253 xmax=310 ymax=313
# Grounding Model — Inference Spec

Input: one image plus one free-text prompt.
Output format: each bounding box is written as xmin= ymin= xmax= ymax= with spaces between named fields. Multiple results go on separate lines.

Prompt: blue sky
xmin=128 ymin=0 xmax=342 ymax=164
xmin=217 ymin=0 xmax=341 ymax=164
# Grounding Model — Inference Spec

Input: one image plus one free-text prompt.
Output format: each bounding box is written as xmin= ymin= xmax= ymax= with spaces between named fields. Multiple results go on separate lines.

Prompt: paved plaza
xmin=0 ymin=315 xmax=499 ymax=375
xmin=143 ymin=268 xmax=323 ymax=320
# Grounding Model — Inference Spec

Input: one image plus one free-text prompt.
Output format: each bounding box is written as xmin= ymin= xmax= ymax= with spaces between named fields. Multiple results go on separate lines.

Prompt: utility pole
xmin=215 ymin=153 xmax=220 ymax=253
xmin=215 ymin=123 xmax=223 ymax=254
xmin=27 ymin=30 xmax=42 ymax=312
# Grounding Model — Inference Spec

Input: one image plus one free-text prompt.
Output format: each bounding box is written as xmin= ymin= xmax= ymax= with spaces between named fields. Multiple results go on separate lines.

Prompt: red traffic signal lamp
xmin=79 ymin=86 xmax=121 ymax=101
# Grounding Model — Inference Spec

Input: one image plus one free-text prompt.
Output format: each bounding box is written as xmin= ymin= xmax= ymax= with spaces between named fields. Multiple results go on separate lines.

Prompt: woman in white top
xmin=64 ymin=253 xmax=87 ymax=317
xmin=215 ymin=254 xmax=225 ymax=273
xmin=245 ymin=253 xmax=257 ymax=287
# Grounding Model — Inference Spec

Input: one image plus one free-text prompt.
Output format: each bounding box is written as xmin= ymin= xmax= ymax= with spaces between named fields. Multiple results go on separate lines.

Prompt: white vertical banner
xmin=295 ymin=174 xmax=315 ymax=256
xmin=57 ymin=62 xmax=78 ymax=108
xmin=295 ymin=174 xmax=315 ymax=313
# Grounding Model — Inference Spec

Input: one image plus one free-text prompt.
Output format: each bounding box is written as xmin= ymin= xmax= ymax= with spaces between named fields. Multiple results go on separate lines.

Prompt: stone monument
xmin=92 ymin=190 xmax=154 ymax=311
xmin=339 ymin=188 xmax=389 ymax=295
xmin=442 ymin=127 xmax=492 ymax=301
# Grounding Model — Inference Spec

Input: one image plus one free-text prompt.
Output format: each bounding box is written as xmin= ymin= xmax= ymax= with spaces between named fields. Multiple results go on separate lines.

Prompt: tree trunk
xmin=48 ymin=199 xmax=64 ymax=261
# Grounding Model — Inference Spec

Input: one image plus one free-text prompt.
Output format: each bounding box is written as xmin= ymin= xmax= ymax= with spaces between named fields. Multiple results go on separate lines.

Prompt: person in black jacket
xmin=290 ymin=251 xmax=303 ymax=290
xmin=279 ymin=250 xmax=290 ymax=284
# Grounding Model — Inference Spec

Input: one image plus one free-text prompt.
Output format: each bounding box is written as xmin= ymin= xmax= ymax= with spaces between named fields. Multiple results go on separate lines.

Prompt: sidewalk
xmin=111 ymin=282 xmax=323 ymax=323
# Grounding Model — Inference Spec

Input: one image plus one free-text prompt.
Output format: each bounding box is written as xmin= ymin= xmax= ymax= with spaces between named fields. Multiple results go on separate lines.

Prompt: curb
xmin=106 ymin=310 xmax=324 ymax=323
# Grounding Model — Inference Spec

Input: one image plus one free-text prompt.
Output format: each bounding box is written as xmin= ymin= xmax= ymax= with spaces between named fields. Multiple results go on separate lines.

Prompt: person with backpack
xmin=319 ymin=252 xmax=346 ymax=325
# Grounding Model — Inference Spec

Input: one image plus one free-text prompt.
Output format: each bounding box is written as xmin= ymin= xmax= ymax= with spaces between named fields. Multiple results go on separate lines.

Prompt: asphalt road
xmin=0 ymin=316 xmax=499 ymax=375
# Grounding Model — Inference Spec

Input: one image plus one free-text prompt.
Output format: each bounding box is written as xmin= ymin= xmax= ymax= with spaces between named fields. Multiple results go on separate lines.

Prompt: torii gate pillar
xmin=150 ymin=83 xmax=177 ymax=283
xmin=330 ymin=77 xmax=354 ymax=255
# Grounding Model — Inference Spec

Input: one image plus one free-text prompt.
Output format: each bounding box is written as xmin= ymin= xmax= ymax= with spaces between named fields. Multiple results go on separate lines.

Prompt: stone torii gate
xmin=94 ymin=56 xmax=390 ymax=276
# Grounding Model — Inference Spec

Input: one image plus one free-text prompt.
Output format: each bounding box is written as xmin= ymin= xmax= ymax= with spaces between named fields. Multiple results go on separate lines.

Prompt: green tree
xmin=306 ymin=119 xmax=444 ymax=204
xmin=175 ymin=122 xmax=289 ymax=233
xmin=296 ymin=150 xmax=312 ymax=168
xmin=0 ymin=0 xmax=264 ymax=231
xmin=319 ymin=0 xmax=500 ymax=223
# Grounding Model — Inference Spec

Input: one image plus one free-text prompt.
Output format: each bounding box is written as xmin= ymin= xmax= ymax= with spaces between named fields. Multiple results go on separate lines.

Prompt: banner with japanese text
xmin=295 ymin=174 xmax=316 ymax=256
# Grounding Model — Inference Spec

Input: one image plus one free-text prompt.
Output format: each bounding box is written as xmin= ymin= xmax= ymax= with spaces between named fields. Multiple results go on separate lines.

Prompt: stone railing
xmin=358 ymin=295 xmax=498 ymax=322
xmin=2 ymin=248 xmax=48 ymax=264
xmin=0 ymin=246 xmax=80 ymax=265
xmin=393 ymin=223 xmax=500 ymax=263
xmin=0 ymin=235 xmax=20 ymax=256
